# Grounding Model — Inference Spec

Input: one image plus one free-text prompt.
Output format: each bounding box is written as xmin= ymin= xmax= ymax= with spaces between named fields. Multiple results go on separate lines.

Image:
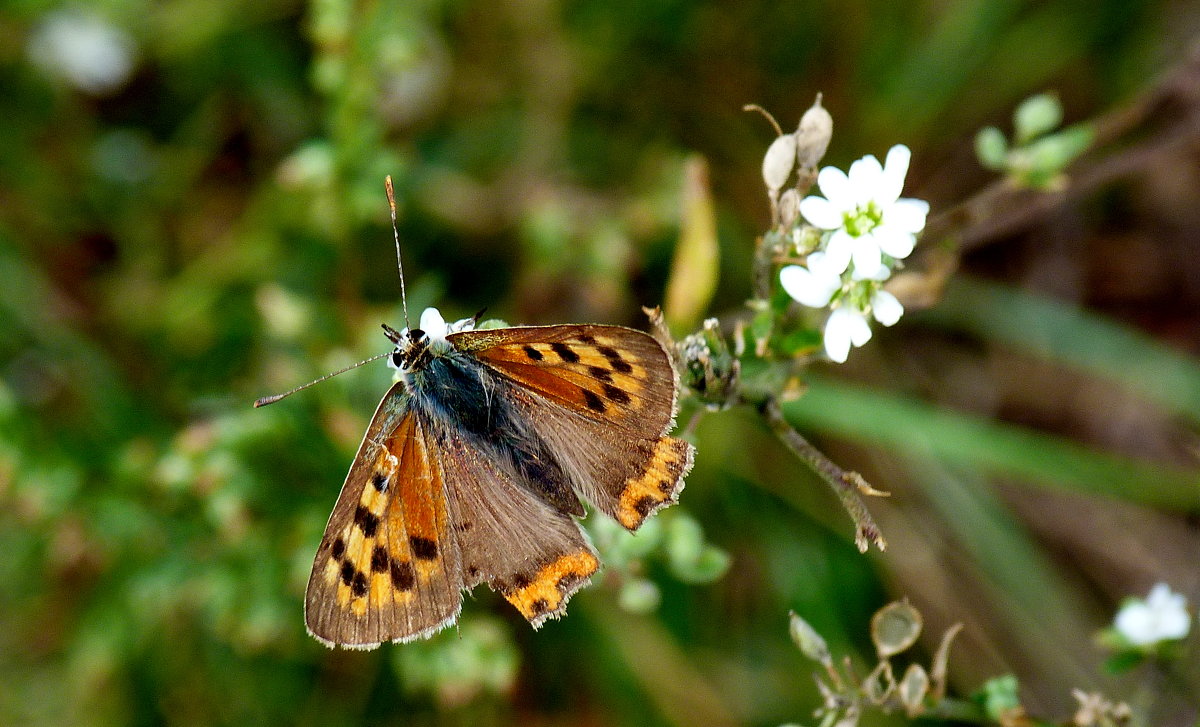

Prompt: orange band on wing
xmin=615 ymin=436 xmax=692 ymax=530
xmin=503 ymin=550 xmax=599 ymax=623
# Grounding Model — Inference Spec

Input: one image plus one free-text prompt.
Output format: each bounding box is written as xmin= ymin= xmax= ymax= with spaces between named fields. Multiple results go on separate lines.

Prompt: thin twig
xmin=758 ymin=396 xmax=888 ymax=552
xmin=922 ymin=40 xmax=1200 ymax=257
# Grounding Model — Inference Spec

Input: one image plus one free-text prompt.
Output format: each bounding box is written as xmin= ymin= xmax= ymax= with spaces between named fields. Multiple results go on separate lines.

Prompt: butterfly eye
xmin=390 ymin=350 xmax=405 ymax=368
xmin=409 ymin=328 xmax=426 ymax=342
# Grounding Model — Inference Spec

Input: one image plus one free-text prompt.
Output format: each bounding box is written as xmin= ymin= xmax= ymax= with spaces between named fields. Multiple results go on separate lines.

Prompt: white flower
xmin=28 ymin=10 xmax=136 ymax=95
xmin=414 ymin=307 xmax=475 ymax=343
xmin=1114 ymin=583 xmax=1191 ymax=646
xmin=798 ymin=145 xmax=929 ymax=280
xmin=779 ymin=263 xmax=906 ymax=363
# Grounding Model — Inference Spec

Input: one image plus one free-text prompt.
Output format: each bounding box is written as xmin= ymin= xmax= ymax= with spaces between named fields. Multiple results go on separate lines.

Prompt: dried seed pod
xmin=795 ymin=95 xmax=833 ymax=170
xmin=762 ymin=132 xmax=797 ymax=192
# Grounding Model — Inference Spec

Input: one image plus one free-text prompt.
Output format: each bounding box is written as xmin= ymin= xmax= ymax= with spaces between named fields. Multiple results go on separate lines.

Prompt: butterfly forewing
xmin=448 ymin=325 xmax=678 ymax=437
xmin=305 ymin=383 xmax=464 ymax=648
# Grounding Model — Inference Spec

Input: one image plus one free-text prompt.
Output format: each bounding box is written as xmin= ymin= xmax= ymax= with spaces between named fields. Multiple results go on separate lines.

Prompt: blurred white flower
xmin=798 ymin=145 xmax=929 ymax=280
xmin=28 ymin=10 xmax=136 ymax=95
xmin=1114 ymin=583 xmax=1190 ymax=646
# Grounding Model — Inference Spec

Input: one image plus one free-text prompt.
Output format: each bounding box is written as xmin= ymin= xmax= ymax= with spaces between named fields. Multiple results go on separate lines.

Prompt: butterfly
xmin=257 ymin=180 xmax=694 ymax=649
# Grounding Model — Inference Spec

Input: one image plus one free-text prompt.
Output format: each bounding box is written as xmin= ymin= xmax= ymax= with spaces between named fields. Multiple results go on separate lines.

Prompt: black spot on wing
xmin=331 ymin=537 xmax=345 ymax=560
xmin=610 ymin=359 xmax=633 ymax=374
xmin=390 ymin=560 xmax=416 ymax=591
xmin=351 ymin=571 xmax=368 ymax=597
xmin=370 ymin=546 xmax=390 ymax=572
xmin=354 ymin=506 xmax=380 ymax=537
xmin=371 ymin=472 xmax=388 ymax=492
xmin=582 ymin=388 xmax=606 ymax=412
xmin=409 ymin=536 xmax=439 ymax=560
xmin=587 ymin=365 xmax=613 ymax=382
xmin=634 ymin=495 xmax=657 ymax=516
xmin=523 ymin=345 xmax=543 ymax=361
xmin=550 ymin=342 xmax=579 ymax=363
xmin=603 ymin=383 xmax=631 ymax=404
xmin=340 ymin=562 xmax=355 ymax=586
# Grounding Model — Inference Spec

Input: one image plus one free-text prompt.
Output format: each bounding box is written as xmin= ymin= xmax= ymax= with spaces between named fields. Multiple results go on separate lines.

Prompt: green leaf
xmin=974 ymin=126 xmax=1008 ymax=170
xmin=975 ymin=674 xmax=1020 ymax=720
xmin=1014 ymin=93 xmax=1063 ymax=144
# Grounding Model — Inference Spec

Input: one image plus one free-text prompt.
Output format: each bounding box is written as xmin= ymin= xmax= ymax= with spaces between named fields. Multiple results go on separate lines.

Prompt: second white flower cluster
xmin=779 ymin=144 xmax=929 ymax=362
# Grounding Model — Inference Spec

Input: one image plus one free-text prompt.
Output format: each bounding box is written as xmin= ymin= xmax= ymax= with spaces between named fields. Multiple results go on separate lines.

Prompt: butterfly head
xmin=384 ymin=307 xmax=477 ymax=374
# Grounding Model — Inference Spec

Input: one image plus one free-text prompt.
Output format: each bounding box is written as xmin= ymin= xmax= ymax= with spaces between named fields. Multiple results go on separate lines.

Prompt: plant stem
xmin=759 ymin=395 xmax=887 ymax=552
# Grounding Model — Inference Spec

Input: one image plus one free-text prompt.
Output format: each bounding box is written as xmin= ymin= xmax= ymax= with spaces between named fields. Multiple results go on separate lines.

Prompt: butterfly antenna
xmin=253 ymin=351 xmax=392 ymax=407
xmin=385 ymin=175 xmax=410 ymax=330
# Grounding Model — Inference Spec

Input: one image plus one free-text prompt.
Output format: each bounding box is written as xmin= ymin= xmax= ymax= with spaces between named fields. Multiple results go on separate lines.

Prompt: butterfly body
xmin=303 ymin=311 xmax=693 ymax=649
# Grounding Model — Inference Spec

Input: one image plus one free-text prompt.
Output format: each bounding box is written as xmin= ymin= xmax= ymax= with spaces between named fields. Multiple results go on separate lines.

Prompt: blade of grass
xmin=922 ymin=277 xmax=1200 ymax=427
xmin=785 ymin=378 xmax=1200 ymax=511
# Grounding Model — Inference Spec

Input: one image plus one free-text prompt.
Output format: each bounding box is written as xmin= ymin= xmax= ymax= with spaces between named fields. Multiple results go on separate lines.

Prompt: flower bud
xmin=795 ymin=95 xmax=833 ymax=170
xmin=778 ymin=188 xmax=800 ymax=228
xmin=762 ymin=133 xmax=796 ymax=192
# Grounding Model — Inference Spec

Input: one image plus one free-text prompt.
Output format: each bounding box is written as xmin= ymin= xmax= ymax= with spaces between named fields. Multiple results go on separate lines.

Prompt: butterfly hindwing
xmin=436 ymin=425 xmax=599 ymax=626
xmin=450 ymin=325 xmax=695 ymax=531
xmin=305 ymin=383 xmax=464 ymax=649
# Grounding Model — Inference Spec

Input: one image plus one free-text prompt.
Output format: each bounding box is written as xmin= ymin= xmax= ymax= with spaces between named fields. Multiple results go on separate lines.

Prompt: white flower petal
xmin=854 ymin=261 xmax=892 ymax=281
xmin=878 ymin=144 xmax=911 ymax=203
xmin=780 ymin=265 xmax=839 ymax=308
xmin=850 ymin=236 xmax=882 ymax=277
xmin=818 ymin=230 xmax=855 ymax=275
xmin=418 ymin=307 xmax=449 ymax=339
xmin=848 ymin=154 xmax=883 ymax=187
xmin=887 ymin=198 xmax=930 ymax=233
xmin=872 ymin=290 xmax=904 ymax=326
xmin=448 ymin=315 xmax=477 ymax=333
xmin=846 ymin=310 xmax=873 ymax=346
xmin=822 ymin=310 xmax=854 ymax=363
xmin=1158 ymin=608 xmax=1192 ymax=641
xmin=824 ymin=308 xmax=873 ymax=363
xmin=816 ymin=165 xmax=852 ymax=207
xmin=1115 ymin=604 xmax=1156 ymax=646
xmin=873 ymin=225 xmax=916 ymax=259
xmin=798 ymin=196 xmax=843 ymax=230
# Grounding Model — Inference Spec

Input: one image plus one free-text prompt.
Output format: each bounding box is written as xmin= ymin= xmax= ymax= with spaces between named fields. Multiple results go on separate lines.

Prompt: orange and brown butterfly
xmin=255 ymin=178 xmax=693 ymax=649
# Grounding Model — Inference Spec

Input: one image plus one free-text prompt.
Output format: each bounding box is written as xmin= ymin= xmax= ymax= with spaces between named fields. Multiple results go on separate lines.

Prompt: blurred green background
xmin=2 ymin=0 xmax=1199 ymax=725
